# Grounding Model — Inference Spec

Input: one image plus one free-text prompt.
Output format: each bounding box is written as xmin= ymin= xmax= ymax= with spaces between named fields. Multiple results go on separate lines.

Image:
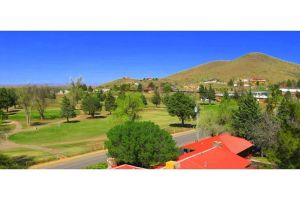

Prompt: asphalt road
xmin=39 ymin=130 xmax=202 ymax=169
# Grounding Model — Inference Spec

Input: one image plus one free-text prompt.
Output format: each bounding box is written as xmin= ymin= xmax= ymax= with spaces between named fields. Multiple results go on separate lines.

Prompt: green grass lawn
xmin=86 ymin=162 xmax=108 ymax=169
xmin=8 ymin=107 xmax=80 ymax=127
xmin=0 ymin=147 xmax=56 ymax=164
xmin=7 ymin=103 xmax=223 ymax=163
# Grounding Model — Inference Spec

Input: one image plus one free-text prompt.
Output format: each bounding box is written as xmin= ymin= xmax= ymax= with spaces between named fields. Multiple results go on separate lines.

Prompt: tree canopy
xmin=151 ymin=90 xmax=161 ymax=107
xmin=232 ymin=91 xmax=262 ymax=139
xmin=113 ymin=93 xmax=144 ymax=122
xmin=81 ymin=94 xmax=102 ymax=118
xmin=60 ymin=96 xmax=76 ymax=122
xmin=105 ymin=121 xmax=179 ymax=168
xmin=166 ymin=92 xmax=196 ymax=125
xmin=104 ymin=91 xmax=117 ymax=114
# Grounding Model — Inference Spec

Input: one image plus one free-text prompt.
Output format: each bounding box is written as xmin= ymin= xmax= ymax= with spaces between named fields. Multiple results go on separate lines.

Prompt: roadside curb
xmin=29 ymin=149 xmax=108 ymax=169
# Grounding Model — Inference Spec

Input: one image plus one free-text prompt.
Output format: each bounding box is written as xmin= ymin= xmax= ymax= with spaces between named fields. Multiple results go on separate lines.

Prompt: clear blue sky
xmin=0 ymin=31 xmax=300 ymax=85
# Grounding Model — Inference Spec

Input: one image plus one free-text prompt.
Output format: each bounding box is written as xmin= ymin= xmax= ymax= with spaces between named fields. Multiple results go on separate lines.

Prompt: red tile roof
xmin=176 ymin=133 xmax=253 ymax=169
xmin=177 ymin=146 xmax=251 ymax=169
xmin=180 ymin=133 xmax=253 ymax=158
xmin=113 ymin=164 xmax=143 ymax=169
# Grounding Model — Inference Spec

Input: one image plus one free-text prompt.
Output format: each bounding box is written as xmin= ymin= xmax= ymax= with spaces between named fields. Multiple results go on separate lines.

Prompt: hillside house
xmin=249 ymin=77 xmax=266 ymax=86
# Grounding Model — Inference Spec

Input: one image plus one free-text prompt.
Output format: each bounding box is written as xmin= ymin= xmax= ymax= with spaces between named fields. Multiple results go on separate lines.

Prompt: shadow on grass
xmin=63 ymin=120 xmax=80 ymax=124
xmin=0 ymin=154 xmax=35 ymax=169
xmin=86 ymin=115 xmax=107 ymax=119
xmin=169 ymin=123 xmax=195 ymax=128
xmin=31 ymin=122 xmax=48 ymax=126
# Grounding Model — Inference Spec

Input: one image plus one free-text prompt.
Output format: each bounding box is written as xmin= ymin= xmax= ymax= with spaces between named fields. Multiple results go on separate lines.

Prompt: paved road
xmin=35 ymin=130 xmax=203 ymax=169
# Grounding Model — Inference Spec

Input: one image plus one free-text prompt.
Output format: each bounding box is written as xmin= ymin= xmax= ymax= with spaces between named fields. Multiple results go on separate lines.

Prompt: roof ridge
xmin=178 ymin=146 xmax=218 ymax=163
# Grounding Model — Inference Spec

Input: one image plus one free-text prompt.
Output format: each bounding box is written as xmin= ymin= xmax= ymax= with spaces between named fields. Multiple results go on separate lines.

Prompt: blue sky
xmin=0 ymin=31 xmax=300 ymax=85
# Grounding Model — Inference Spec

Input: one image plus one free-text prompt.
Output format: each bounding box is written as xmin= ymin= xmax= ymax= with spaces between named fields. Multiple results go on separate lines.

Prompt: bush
xmin=105 ymin=121 xmax=178 ymax=168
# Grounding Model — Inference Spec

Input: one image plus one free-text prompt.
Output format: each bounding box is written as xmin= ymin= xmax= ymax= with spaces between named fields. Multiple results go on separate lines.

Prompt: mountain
xmin=163 ymin=52 xmax=300 ymax=86
xmin=99 ymin=77 xmax=139 ymax=88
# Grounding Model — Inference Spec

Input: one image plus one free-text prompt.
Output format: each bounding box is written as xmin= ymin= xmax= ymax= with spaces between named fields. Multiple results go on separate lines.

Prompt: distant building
xmin=57 ymin=90 xmax=70 ymax=95
xmin=252 ymin=91 xmax=268 ymax=102
xmin=249 ymin=77 xmax=266 ymax=86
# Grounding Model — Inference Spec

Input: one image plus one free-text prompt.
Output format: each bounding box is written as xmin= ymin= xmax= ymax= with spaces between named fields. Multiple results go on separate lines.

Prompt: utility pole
xmin=194 ymin=105 xmax=200 ymax=141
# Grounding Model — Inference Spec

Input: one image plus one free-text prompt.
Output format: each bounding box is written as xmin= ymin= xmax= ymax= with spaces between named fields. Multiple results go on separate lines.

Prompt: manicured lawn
xmin=141 ymin=106 xmax=196 ymax=133
xmin=86 ymin=162 xmax=107 ymax=169
xmin=9 ymin=115 xmax=112 ymax=145
xmin=8 ymin=103 xmax=223 ymax=162
xmin=10 ymin=104 xmax=220 ymax=146
xmin=0 ymin=147 xmax=56 ymax=164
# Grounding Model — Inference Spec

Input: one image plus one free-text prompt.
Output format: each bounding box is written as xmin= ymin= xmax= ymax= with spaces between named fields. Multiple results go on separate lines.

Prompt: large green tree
xmin=207 ymin=85 xmax=216 ymax=104
xmin=198 ymin=85 xmax=208 ymax=102
xmin=0 ymin=88 xmax=9 ymax=112
xmin=60 ymin=96 xmax=76 ymax=122
xmin=104 ymin=91 xmax=117 ymax=114
xmin=232 ymin=91 xmax=262 ymax=139
xmin=113 ymin=93 xmax=144 ymax=122
xmin=81 ymin=94 xmax=102 ymax=118
xmin=151 ymin=89 xmax=161 ymax=107
xmin=166 ymin=92 xmax=196 ymax=125
xmin=105 ymin=121 xmax=179 ymax=168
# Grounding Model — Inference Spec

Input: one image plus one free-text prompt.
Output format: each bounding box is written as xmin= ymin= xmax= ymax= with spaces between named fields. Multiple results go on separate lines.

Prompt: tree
xmin=113 ymin=93 xmax=144 ymax=122
xmin=33 ymin=86 xmax=51 ymax=120
xmin=17 ymin=86 xmax=35 ymax=126
xmin=232 ymin=91 xmax=262 ymax=139
xmin=7 ymin=88 xmax=18 ymax=109
xmin=105 ymin=121 xmax=179 ymax=168
xmin=162 ymin=93 xmax=170 ymax=106
xmin=137 ymin=83 xmax=143 ymax=92
xmin=0 ymin=88 xmax=9 ymax=112
xmin=166 ymin=92 xmax=196 ymax=125
xmin=141 ymin=94 xmax=147 ymax=106
xmin=252 ymin=113 xmax=280 ymax=156
xmin=287 ymin=79 xmax=293 ymax=88
xmin=217 ymin=98 xmax=238 ymax=125
xmin=266 ymin=85 xmax=282 ymax=114
xmin=284 ymin=91 xmax=292 ymax=100
xmin=60 ymin=96 xmax=76 ymax=122
xmin=199 ymin=85 xmax=208 ymax=102
xmin=223 ymin=90 xmax=229 ymax=100
xmin=148 ymin=82 xmax=155 ymax=89
xmin=70 ymin=77 xmax=85 ymax=107
xmin=104 ymin=91 xmax=117 ymax=114
xmin=296 ymin=91 xmax=300 ymax=99
xmin=233 ymin=89 xmax=240 ymax=100
xmin=81 ymin=94 xmax=102 ymax=118
xmin=151 ymin=90 xmax=161 ymax=107
xmin=162 ymin=83 xmax=172 ymax=93
xmin=88 ymin=86 xmax=93 ymax=93
xmin=267 ymin=131 xmax=300 ymax=169
xmin=207 ymin=85 xmax=216 ymax=104
xmin=96 ymin=90 xmax=106 ymax=102
xmin=297 ymin=79 xmax=300 ymax=88
xmin=227 ymin=79 xmax=234 ymax=87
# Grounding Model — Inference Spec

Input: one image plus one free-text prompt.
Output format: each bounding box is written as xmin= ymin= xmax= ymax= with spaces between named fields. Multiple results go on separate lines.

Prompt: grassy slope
xmin=164 ymin=52 xmax=300 ymax=85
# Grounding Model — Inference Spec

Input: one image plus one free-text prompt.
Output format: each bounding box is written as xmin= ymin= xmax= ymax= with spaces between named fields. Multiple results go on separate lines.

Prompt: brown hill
xmin=163 ymin=52 xmax=300 ymax=86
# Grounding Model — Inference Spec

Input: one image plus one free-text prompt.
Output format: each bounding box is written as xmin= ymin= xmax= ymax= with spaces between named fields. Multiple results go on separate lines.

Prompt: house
xmin=112 ymin=133 xmax=254 ymax=169
xmin=143 ymin=87 xmax=154 ymax=93
xmin=279 ymin=88 xmax=300 ymax=95
xmin=57 ymin=89 xmax=70 ymax=95
xmin=249 ymin=77 xmax=266 ymax=86
xmin=252 ymin=91 xmax=268 ymax=102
